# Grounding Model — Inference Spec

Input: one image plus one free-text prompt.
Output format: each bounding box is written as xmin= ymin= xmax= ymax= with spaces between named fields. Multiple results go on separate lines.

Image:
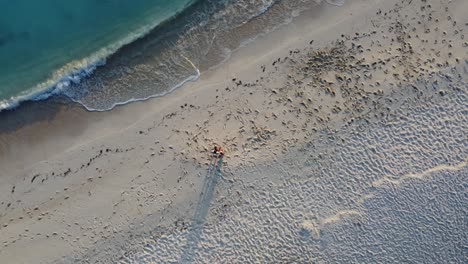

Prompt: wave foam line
xmin=73 ymin=54 xmax=200 ymax=112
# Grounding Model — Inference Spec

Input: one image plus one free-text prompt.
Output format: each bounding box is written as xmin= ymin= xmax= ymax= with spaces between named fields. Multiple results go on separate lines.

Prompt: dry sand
xmin=0 ymin=0 xmax=467 ymax=263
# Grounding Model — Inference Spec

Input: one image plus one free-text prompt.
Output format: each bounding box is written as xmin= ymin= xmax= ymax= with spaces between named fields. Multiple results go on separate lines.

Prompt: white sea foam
xmin=74 ymin=62 xmax=201 ymax=112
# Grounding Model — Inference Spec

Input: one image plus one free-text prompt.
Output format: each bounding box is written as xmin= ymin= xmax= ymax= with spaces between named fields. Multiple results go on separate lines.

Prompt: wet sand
xmin=0 ymin=0 xmax=467 ymax=263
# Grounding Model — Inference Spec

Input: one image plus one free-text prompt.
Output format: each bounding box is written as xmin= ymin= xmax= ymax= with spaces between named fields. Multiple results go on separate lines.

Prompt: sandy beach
xmin=0 ymin=0 xmax=467 ymax=263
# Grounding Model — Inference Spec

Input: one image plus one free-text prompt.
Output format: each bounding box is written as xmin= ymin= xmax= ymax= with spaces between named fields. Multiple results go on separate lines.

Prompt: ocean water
xmin=0 ymin=0 xmax=319 ymax=111
xmin=0 ymin=0 xmax=192 ymax=110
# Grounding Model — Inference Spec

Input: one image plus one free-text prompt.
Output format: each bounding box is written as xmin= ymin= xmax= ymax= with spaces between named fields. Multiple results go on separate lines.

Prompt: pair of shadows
xmin=179 ymin=157 xmax=224 ymax=263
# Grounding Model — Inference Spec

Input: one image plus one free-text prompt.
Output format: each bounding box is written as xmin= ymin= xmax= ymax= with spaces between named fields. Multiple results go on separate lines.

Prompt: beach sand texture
xmin=0 ymin=0 xmax=467 ymax=263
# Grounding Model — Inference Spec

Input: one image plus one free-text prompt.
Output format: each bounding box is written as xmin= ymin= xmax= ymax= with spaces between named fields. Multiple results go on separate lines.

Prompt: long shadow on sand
xmin=179 ymin=158 xmax=223 ymax=263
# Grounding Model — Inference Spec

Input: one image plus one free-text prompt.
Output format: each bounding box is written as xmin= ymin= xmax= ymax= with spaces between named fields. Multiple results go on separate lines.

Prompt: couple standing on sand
xmin=212 ymin=145 xmax=224 ymax=159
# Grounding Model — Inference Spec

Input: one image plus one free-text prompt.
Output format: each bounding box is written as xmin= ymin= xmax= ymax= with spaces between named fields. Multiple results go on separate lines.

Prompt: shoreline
xmin=0 ymin=0 xmax=300 ymax=113
xmin=1 ymin=0 xmax=467 ymax=263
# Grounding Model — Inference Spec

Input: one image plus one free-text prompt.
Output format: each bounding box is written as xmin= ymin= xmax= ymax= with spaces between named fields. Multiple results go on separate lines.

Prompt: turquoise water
xmin=0 ymin=0 xmax=192 ymax=109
